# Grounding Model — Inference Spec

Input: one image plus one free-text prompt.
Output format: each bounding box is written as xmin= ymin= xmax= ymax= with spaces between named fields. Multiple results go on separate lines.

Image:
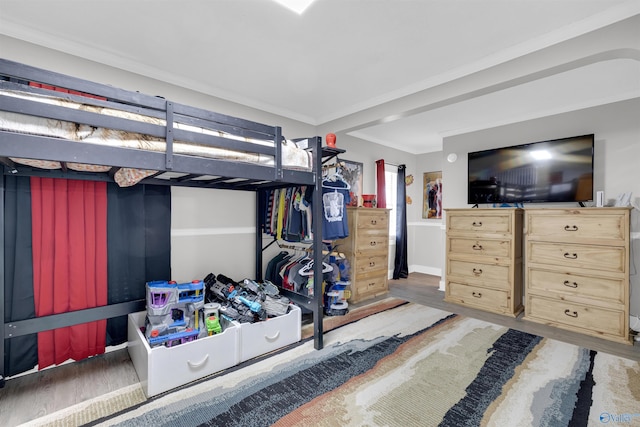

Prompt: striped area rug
xmin=91 ymin=303 xmax=639 ymax=427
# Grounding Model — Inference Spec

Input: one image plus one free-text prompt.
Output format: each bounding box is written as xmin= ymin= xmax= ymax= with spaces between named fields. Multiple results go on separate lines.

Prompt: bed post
xmin=255 ymin=190 xmax=263 ymax=281
xmin=0 ymin=175 xmax=5 ymax=387
xmin=312 ymin=136 xmax=324 ymax=350
xmin=275 ymin=127 xmax=283 ymax=182
xmin=165 ymin=100 xmax=174 ymax=170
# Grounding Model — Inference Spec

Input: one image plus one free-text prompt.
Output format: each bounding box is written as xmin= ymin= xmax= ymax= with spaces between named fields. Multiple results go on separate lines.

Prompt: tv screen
xmin=468 ymin=134 xmax=594 ymax=204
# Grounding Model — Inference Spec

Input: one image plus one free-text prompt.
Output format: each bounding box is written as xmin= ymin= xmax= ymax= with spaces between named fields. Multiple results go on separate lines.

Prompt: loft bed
xmin=0 ymin=58 xmax=343 ymax=386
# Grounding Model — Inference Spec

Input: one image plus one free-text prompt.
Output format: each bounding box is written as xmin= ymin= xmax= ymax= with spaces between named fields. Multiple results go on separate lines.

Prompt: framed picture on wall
xmin=340 ymin=160 xmax=364 ymax=207
xmin=323 ymin=159 xmax=363 ymax=206
xmin=423 ymin=171 xmax=442 ymax=219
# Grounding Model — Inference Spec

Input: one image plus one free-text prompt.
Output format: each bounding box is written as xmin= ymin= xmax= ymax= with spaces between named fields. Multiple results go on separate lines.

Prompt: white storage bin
xmin=239 ymin=304 xmax=301 ymax=362
xmin=127 ymin=311 xmax=240 ymax=397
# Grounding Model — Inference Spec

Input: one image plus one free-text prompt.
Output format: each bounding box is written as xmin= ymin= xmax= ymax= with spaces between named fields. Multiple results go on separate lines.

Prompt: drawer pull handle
xmin=564 ymin=309 xmax=578 ymax=318
xmin=187 ymin=354 xmax=209 ymax=369
xmin=370 ymin=241 xmax=377 ymax=246
xmin=472 ymin=292 xmax=482 ymax=298
xmin=265 ymin=331 xmax=281 ymax=342
xmin=371 ymin=220 xmax=377 ymax=225
xmin=563 ymin=252 xmax=578 ymax=259
xmin=472 ymin=221 xmax=482 ymax=227
xmin=369 ymin=261 xmax=375 ymax=267
xmin=472 ymin=244 xmax=483 ymax=250
xmin=564 ymin=225 xmax=578 ymax=231
xmin=563 ymin=280 xmax=578 ymax=288
xmin=472 ymin=268 xmax=483 ymax=275
xmin=368 ymin=282 xmax=376 ymax=287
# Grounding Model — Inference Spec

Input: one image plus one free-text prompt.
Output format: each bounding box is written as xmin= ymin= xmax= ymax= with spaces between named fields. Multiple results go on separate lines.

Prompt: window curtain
xmin=375 ymin=159 xmax=386 ymax=209
xmin=3 ymin=176 xmax=171 ymax=376
xmin=393 ymin=164 xmax=408 ymax=279
xmin=31 ymin=177 xmax=108 ymax=368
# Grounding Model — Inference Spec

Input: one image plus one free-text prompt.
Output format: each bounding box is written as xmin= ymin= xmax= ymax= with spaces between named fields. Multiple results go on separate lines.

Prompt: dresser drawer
xmin=355 ymin=234 xmax=389 ymax=253
xmin=526 ymin=295 xmax=625 ymax=338
xmin=448 ymin=212 xmax=512 ymax=234
xmin=356 ymin=210 xmax=390 ymax=232
xmin=528 ymin=268 xmax=625 ymax=305
xmin=448 ymin=238 xmax=511 ymax=258
xmin=353 ymin=271 xmax=387 ymax=297
xmin=528 ymin=242 xmax=625 ymax=274
xmin=353 ymin=253 xmax=388 ymax=275
xmin=448 ymin=260 xmax=510 ymax=287
xmin=527 ymin=212 xmax=627 ymax=243
xmin=446 ymin=281 xmax=510 ymax=312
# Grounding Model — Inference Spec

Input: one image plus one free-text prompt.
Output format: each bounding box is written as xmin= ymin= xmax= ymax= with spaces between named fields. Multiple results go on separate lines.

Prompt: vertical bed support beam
xmin=275 ymin=127 xmax=283 ymax=181
xmin=255 ymin=190 xmax=263 ymax=281
xmin=165 ymin=100 xmax=174 ymax=170
xmin=312 ymin=136 xmax=324 ymax=350
xmin=0 ymin=176 xmax=5 ymax=386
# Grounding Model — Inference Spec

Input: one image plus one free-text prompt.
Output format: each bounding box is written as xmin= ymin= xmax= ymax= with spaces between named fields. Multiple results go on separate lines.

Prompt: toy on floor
xmin=204 ymin=273 xmax=291 ymax=323
xmin=144 ymin=280 xmax=205 ymax=347
xmin=324 ymin=281 xmax=350 ymax=316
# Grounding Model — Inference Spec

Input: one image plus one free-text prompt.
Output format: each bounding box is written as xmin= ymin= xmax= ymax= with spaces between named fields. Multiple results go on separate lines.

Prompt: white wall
xmin=442 ymin=98 xmax=640 ymax=209
xmin=408 ymin=152 xmax=445 ymax=279
xmin=442 ymin=98 xmax=640 ymax=315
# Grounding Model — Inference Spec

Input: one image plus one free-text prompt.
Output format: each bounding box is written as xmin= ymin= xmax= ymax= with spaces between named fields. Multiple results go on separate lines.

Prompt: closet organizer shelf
xmin=0 ymin=58 xmax=331 ymax=386
xmin=260 ymin=148 xmax=348 ymax=308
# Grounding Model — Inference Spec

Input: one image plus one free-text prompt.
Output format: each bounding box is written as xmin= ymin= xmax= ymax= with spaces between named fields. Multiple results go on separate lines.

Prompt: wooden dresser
xmin=444 ymin=208 xmax=523 ymax=317
xmin=338 ymin=207 xmax=390 ymax=304
xmin=524 ymin=208 xmax=631 ymax=344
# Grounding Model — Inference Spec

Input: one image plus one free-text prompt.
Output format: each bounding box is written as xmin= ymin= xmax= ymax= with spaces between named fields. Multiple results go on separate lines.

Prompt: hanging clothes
xmin=321 ymin=177 xmax=350 ymax=240
xmin=265 ymin=251 xmax=310 ymax=295
xmin=261 ymin=186 xmax=313 ymax=243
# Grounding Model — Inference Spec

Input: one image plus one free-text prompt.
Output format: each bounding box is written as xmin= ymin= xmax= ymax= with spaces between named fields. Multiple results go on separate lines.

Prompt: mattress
xmin=0 ymin=88 xmax=312 ymax=187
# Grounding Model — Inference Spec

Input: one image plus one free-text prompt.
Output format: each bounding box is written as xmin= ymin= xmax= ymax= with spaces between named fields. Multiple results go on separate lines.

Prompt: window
xmin=385 ymin=164 xmax=398 ymax=238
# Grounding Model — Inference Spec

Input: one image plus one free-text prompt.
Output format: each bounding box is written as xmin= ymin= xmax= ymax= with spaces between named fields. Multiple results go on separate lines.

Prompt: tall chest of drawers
xmin=444 ymin=208 xmax=523 ymax=317
xmin=338 ymin=207 xmax=390 ymax=304
xmin=524 ymin=208 xmax=631 ymax=344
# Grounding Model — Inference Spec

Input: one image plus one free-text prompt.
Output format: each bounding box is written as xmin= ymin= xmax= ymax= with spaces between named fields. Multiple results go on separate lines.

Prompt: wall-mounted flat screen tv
xmin=468 ymin=134 xmax=594 ymax=204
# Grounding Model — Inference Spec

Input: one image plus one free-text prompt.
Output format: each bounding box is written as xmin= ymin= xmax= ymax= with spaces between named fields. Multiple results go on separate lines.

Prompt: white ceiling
xmin=1 ymin=0 xmax=639 ymax=154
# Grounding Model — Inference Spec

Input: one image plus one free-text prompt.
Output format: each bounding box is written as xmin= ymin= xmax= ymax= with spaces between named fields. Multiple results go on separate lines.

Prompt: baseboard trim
xmin=409 ymin=265 xmax=442 ymax=277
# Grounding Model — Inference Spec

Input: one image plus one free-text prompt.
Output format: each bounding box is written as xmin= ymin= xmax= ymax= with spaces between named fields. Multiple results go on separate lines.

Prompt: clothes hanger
xmin=298 ymin=259 xmax=334 ymax=276
xmin=322 ymin=172 xmax=350 ymax=190
xmin=322 ymin=158 xmax=351 ymax=189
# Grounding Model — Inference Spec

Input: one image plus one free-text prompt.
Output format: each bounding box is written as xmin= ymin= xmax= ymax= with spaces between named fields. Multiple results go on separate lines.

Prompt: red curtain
xmin=31 ymin=177 xmax=108 ymax=369
xmin=376 ymin=159 xmax=386 ymax=209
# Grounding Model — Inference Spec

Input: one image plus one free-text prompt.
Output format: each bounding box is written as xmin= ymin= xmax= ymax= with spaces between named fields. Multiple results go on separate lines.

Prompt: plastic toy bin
xmin=238 ymin=304 xmax=301 ymax=362
xmin=127 ymin=311 xmax=240 ymax=397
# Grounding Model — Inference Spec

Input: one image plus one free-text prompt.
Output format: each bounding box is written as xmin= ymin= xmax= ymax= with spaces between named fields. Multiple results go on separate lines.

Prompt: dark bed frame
xmin=0 ymin=58 xmax=343 ymax=386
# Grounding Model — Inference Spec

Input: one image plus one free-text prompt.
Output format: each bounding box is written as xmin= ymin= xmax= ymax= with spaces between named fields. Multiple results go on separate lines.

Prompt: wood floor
xmin=1 ymin=273 xmax=638 ymax=426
